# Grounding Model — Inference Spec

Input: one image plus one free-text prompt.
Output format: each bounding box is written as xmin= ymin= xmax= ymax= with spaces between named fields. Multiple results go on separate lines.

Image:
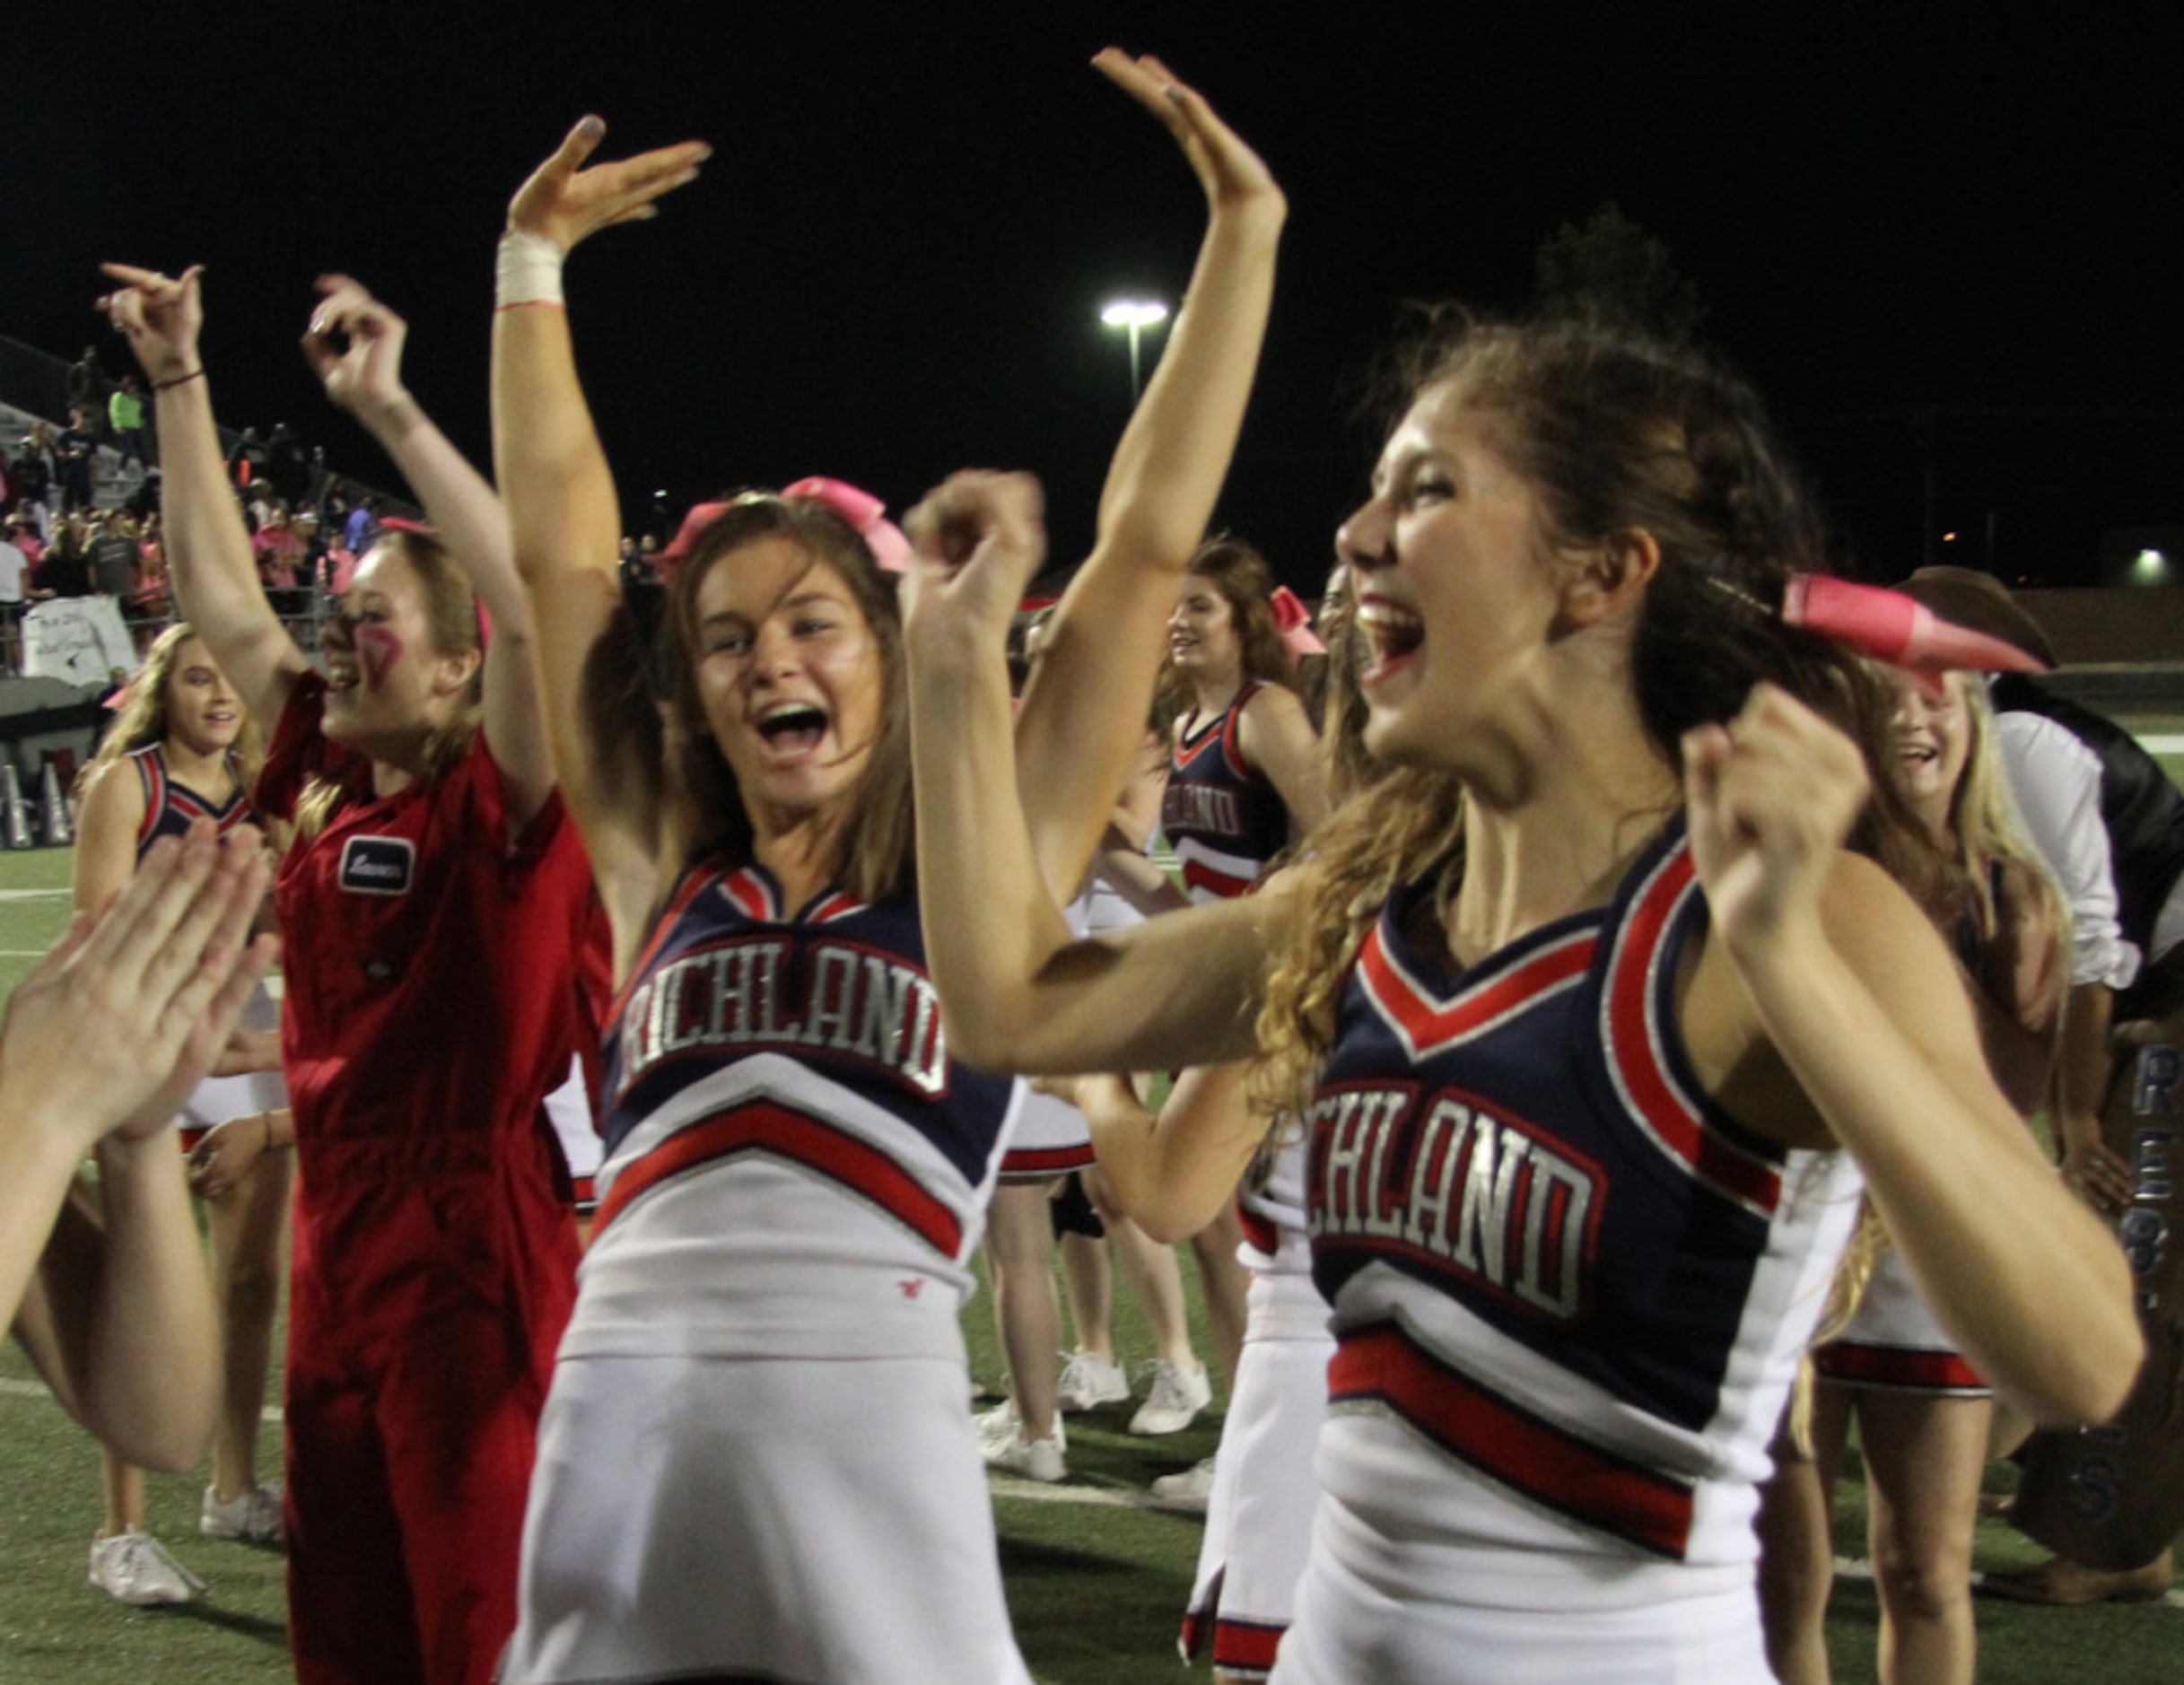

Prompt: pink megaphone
xmin=1783 ymin=573 xmax=2049 ymax=693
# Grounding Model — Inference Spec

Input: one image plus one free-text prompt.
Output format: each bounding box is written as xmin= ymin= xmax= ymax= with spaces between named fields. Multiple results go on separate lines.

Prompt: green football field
xmin=0 ymin=843 xmax=2178 ymax=1682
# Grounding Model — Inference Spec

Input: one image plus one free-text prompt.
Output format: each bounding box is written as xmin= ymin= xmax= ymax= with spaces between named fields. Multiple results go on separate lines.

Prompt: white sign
xmin=23 ymin=597 xmax=137 ymax=686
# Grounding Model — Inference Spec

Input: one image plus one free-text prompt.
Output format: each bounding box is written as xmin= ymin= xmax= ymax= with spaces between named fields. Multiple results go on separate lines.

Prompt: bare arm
xmin=1684 ymin=686 xmax=2139 ymax=1427
xmin=0 ymin=827 xmax=275 ymax=1458
xmin=2055 ymin=982 xmax=2131 ymax=1208
xmin=97 ymin=266 xmax=307 ymax=725
xmin=1237 ymin=682 xmax=1329 ymax=842
xmin=905 ymin=473 xmax=1275 ymax=1075
xmin=491 ymin=119 xmax=710 ymax=961
xmin=70 ymin=759 xmax=144 ymax=918
xmin=1015 ymin=51 xmax=1285 ymax=900
xmin=304 ymin=277 xmax=556 ymax=831
xmin=1051 ymin=1061 xmax=1266 ymax=1243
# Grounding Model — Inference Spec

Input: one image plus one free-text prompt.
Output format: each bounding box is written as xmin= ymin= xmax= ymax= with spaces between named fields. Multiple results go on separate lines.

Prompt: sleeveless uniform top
xmin=129 ymin=742 xmax=251 ymax=855
xmin=566 ymin=860 xmax=1024 ymax=1364
xmin=1163 ymin=681 xmax=1292 ymax=902
xmin=1992 ymin=674 xmax=2184 ymax=965
xmin=1305 ymin=818 xmax=1862 ymax=1608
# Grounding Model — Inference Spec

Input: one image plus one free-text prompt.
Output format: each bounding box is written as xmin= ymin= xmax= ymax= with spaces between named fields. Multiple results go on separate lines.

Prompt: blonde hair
xmin=82 ymin=623 xmax=261 ymax=797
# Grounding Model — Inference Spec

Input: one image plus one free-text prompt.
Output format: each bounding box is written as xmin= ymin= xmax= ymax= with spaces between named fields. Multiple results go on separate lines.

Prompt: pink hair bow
xmin=1782 ymin=573 xmax=2048 ymax=695
xmin=658 ymin=478 xmax=912 ymax=580
xmin=781 ymin=477 xmax=913 ymax=575
xmin=1270 ymin=585 xmax=1326 ymax=657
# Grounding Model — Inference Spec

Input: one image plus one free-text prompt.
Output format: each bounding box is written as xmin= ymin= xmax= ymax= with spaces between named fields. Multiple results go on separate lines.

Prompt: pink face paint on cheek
xmin=356 ymin=625 xmax=405 ymax=692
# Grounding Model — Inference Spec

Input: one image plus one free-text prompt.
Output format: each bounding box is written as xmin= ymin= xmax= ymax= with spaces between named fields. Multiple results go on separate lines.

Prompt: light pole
xmin=1100 ymin=299 xmax=1170 ymax=401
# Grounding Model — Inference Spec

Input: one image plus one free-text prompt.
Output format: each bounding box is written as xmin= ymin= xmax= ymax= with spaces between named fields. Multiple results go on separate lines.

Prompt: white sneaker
xmin=984 ymin=1423 xmax=1067 ymax=1483
xmin=1130 ymin=1358 xmax=1212 ymax=1436
xmin=201 ymin=1480 xmax=284 ymax=1546
xmin=1149 ymin=1455 xmax=1217 ymax=1513
xmin=977 ymin=1398 xmax=1019 ymax=1449
xmin=88 ymin=1530 xmax=204 ymax=1605
xmin=1055 ymin=1349 xmax=1131 ymax=1413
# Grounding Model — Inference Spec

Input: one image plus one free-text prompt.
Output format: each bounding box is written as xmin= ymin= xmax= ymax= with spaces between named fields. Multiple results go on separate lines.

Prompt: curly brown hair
xmin=1254 ymin=311 xmax=1947 ymax=1110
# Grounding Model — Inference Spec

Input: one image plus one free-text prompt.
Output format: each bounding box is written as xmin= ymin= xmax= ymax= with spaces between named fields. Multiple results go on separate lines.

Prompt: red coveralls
xmin=258 ymin=672 xmax=590 ymax=1685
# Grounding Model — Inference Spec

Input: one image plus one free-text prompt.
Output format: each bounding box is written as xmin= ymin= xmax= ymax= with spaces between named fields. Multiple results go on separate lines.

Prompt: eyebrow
xmin=702 ymin=589 xmax=849 ymax=631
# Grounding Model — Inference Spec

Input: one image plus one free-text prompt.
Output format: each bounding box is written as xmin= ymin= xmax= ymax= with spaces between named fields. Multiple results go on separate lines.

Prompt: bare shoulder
xmin=1682 ymin=850 xmax=1962 ymax=1148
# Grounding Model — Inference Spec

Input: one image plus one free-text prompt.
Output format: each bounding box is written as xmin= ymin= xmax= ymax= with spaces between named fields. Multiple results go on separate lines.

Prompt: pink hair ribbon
xmin=1782 ymin=573 xmax=2048 ymax=695
xmin=658 ymin=479 xmax=912 ymax=580
xmin=781 ymin=477 xmax=913 ymax=575
xmin=1270 ymin=585 xmax=1326 ymax=657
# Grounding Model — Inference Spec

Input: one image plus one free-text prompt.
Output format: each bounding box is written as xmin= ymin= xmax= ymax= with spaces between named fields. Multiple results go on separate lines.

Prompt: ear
xmin=1559 ymin=529 xmax=1661 ymax=627
xmin=432 ymin=646 xmax=483 ymax=698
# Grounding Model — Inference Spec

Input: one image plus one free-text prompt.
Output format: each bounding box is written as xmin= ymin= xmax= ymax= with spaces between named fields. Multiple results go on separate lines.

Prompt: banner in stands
xmin=23 ymin=597 xmax=136 ymax=686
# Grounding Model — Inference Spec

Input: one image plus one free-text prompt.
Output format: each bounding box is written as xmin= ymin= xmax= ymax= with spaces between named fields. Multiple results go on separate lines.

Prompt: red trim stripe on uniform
xmin=1212 ymin=1618 xmax=1285 ymax=1677
xmin=1236 ymin=1196 xmax=1280 ymax=1259
xmin=1813 ymin=1341 xmax=1987 ymax=1394
xmin=1216 ymin=681 xmax=1266 ymax=783
xmin=1000 ymin=1142 xmax=1096 ymax=1178
xmin=1181 ymin=856 xmax=1256 ymax=901
xmin=1603 ymin=849 xmax=1782 ymax=1217
xmin=1358 ymin=921 xmax=1595 ymax=1063
xmin=135 ymin=750 xmax=167 ymax=848
xmin=807 ymin=890 xmax=862 ymax=924
xmin=594 ymin=1097 xmax=964 ymax=1258
xmin=1329 ymin=1323 xmax=1697 ymax=1560
xmin=603 ymin=866 xmax=721 ymax=1028
xmin=722 ymin=866 xmax=776 ymax=922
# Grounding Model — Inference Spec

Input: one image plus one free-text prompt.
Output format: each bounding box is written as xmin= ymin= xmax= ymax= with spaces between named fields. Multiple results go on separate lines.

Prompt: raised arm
xmin=302 ymin=276 xmax=555 ymax=831
xmin=1014 ymin=51 xmax=1286 ymax=899
xmin=97 ymin=266 xmax=309 ymax=726
xmin=905 ymin=471 xmax=1275 ymax=1075
xmin=1683 ymin=685 xmax=2139 ymax=1427
xmin=4 ymin=825 xmax=276 ymax=1462
xmin=490 ymin=119 xmax=709 ymax=947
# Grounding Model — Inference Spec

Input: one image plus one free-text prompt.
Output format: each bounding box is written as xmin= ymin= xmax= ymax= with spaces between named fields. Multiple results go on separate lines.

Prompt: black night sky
xmin=13 ymin=4 xmax=2184 ymax=593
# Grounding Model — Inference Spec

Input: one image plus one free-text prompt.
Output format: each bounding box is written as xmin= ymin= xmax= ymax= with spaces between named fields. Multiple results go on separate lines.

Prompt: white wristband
xmin=495 ymin=231 xmax=566 ymax=310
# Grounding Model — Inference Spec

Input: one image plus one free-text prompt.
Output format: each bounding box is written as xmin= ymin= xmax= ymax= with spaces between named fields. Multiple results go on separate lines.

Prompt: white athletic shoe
xmin=89 ymin=1530 xmax=205 ymax=1605
xmin=1149 ymin=1455 xmax=1217 ymax=1513
xmin=1055 ymin=1349 xmax=1131 ymax=1413
xmin=984 ymin=1423 xmax=1068 ymax=1483
xmin=977 ymin=1398 xmax=1020 ymax=1448
xmin=201 ymin=1480 xmax=284 ymax=1546
xmin=1130 ymin=1358 xmax=1212 ymax=1436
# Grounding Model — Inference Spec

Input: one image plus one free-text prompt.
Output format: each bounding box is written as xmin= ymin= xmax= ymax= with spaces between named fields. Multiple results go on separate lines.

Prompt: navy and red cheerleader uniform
xmin=1163 ymin=681 xmax=1292 ymax=902
xmin=253 ymin=671 xmax=592 ymax=1685
xmin=502 ymin=860 xmax=1031 ymax=1684
xmin=1274 ymin=819 xmax=1863 ymax=1681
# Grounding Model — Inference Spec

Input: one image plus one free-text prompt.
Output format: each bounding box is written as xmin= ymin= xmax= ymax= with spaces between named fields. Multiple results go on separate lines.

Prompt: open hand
xmin=507 ymin=116 xmax=711 ymax=254
xmin=0 ymin=822 xmax=276 ymax=1152
xmin=1092 ymin=48 xmax=1284 ymax=223
xmin=96 ymin=263 xmax=206 ymax=386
